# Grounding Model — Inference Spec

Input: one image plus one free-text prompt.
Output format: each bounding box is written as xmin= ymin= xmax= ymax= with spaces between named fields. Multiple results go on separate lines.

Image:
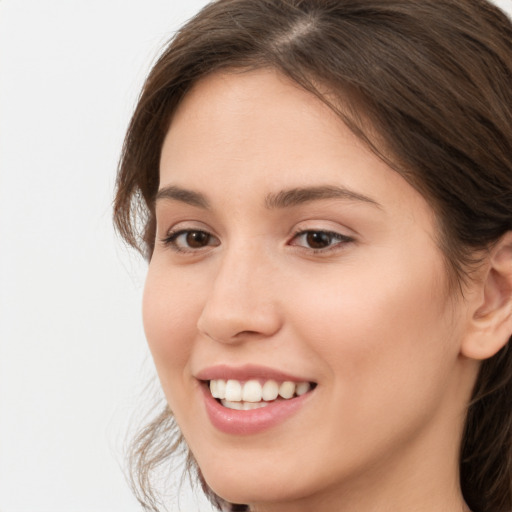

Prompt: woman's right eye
xmin=162 ymin=229 xmax=220 ymax=253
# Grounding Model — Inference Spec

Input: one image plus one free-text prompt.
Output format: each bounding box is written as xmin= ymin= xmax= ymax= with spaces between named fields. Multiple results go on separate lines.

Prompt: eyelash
xmin=161 ymin=229 xmax=219 ymax=253
xmin=161 ymin=228 xmax=354 ymax=255
xmin=290 ymin=229 xmax=354 ymax=253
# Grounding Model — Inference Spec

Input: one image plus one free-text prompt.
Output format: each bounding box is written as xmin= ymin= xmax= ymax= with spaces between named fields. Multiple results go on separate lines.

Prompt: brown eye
xmin=163 ymin=229 xmax=220 ymax=252
xmin=305 ymin=231 xmax=333 ymax=249
xmin=186 ymin=230 xmax=211 ymax=248
xmin=290 ymin=230 xmax=354 ymax=252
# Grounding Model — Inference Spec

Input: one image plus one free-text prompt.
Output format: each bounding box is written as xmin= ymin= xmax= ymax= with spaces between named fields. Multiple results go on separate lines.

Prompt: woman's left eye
xmin=290 ymin=230 xmax=354 ymax=251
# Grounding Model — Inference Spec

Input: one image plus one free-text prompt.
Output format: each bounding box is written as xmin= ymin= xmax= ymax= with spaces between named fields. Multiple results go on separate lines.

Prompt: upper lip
xmin=195 ymin=364 xmax=315 ymax=383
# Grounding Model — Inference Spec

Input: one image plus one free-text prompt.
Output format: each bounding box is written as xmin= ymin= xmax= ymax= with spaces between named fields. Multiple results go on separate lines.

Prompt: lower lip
xmin=200 ymin=383 xmax=313 ymax=435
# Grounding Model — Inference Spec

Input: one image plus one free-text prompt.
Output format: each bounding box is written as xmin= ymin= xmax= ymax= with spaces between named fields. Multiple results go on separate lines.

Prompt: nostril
xmin=196 ymin=281 xmax=283 ymax=344
xmin=236 ymin=330 xmax=262 ymax=337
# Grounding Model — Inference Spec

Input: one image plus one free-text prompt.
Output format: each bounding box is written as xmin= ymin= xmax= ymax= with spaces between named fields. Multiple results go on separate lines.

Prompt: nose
xmin=196 ymin=243 xmax=282 ymax=344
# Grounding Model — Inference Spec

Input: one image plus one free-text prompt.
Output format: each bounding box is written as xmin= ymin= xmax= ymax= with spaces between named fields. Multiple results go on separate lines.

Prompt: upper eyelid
xmin=164 ymin=226 xmax=217 ymax=241
xmin=160 ymin=224 xmax=355 ymax=238
xmin=290 ymin=229 xmax=355 ymax=245
xmin=160 ymin=228 xmax=352 ymax=255
xmin=159 ymin=219 xmax=215 ymax=235
xmin=291 ymin=227 xmax=353 ymax=237
xmin=158 ymin=219 xmax=357 ymax=243
xmin=290 ymin=221 xmax=357 ymax=239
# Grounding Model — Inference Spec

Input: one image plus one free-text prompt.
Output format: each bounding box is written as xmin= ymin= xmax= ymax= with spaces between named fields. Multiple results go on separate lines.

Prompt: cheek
xmin=288 ymin=250 xmax=455 ymax=402
xmin=142 ymin=267 xmax=203 ymax=394
xmin=279 ymin=254 xmax=460 ymax=472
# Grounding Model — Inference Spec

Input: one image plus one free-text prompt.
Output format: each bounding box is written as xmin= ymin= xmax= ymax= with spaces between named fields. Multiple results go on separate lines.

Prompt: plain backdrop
xmin=0 ymin=1 xmax=511 ymax=511
xmin=0 ymin=1 xmax=214 ymax=511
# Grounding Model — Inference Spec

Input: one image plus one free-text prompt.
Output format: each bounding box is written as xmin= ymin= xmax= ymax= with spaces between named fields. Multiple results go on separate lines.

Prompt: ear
xmin=461 ymin=232 xmax=512 ymax=360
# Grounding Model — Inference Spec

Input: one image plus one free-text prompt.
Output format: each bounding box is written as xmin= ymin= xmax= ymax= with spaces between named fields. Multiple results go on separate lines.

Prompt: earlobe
xmin=461 ymin=232 xmax=512 ymax=360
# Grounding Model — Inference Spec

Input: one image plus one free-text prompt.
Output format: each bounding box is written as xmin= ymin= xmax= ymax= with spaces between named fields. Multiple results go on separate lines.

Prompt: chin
xmin=198 ymin=456 xmax=323 ymax=508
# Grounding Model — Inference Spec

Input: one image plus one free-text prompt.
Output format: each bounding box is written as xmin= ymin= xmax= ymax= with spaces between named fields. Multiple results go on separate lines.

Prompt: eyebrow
xmin=264 ymin=185 xmax=381 ymax=209
xmin=155 ymin=185 xmax=210 ymax=209
xmin=155 ymin=184 xmax=381 ymax=210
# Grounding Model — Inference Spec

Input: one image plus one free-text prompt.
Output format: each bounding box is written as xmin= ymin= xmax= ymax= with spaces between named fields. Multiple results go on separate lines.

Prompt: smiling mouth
xmin=206 ymin=378 xmax=317 ymax=410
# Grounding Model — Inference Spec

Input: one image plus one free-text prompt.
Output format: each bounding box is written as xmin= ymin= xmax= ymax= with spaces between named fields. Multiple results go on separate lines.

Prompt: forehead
xmin=161 ymin=69 xmax=438 ymax=239
xmin=160 ymin=69 xmax=379 ymax=189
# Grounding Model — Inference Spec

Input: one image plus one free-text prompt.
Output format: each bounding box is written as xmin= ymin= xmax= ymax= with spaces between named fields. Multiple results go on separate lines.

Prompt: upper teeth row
xmin=209 ymin=379 xmax=311 ymax=402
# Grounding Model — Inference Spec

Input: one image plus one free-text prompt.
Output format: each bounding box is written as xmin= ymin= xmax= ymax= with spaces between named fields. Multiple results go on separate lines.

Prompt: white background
xmin=0 ymin=1 xmax=511 ymax=511
xmin=0 ymin=1 xmax=213 ymax=511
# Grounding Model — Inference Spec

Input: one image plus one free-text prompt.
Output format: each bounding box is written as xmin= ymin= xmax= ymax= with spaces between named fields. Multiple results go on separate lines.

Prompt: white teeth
xmin=296 ymin=382 xmax=311 ymax=396
xmin=221 ymin=400 xmax=244 ymax=410
xmin=262 ymin=380 xmax=279 ymax=401
xmin=209 ymin=380 xmax=219 ymax=398
xmin=209 ymin=378 xmax=313 ymax=404
xmin=221 ymin=400 xmax=270 ymax=410
xmin=242 ymin=380 xmax=262 ymax=402
xmin=278 ymin=381 xmax=295 ymax=399
xmin=225 ymin=380 xmax=242 ymax=401
xmin=216 ymin=379 xmax=226 ymax=398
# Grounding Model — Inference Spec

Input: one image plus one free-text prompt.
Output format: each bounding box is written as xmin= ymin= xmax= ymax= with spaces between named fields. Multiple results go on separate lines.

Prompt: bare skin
xmin=143 ymin=69 xmax=512 ymax=512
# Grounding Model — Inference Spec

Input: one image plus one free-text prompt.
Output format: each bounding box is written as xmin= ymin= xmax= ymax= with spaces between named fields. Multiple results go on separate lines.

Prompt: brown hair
xmin=114 ymin=1 xmax=512 ymax=511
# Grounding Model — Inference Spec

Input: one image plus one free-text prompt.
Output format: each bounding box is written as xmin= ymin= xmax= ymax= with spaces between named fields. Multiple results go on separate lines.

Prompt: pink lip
xmin=199 ymin=384 xmax=313 ymax=435
xmin=195 ymin=364 xmax=313 ymax=383
xmin=195 ymin=365 xmax=316 ymax=435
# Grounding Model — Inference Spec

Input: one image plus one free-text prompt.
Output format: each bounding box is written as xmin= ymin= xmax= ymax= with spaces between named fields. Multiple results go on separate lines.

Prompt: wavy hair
xmin=114 ymin=1 xmax=512 ymax=510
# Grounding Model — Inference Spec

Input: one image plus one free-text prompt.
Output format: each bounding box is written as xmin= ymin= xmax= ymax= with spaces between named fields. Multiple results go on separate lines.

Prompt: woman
xmin=114 ymin=1 xmax=512 ymax=511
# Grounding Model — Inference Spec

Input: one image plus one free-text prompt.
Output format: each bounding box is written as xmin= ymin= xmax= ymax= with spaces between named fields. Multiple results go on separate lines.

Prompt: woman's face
xmin=144 ymin=69 xmax=476 ymax=511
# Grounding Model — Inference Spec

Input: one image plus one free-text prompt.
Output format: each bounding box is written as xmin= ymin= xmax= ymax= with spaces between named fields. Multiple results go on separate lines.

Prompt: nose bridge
xmin=197 ymin=237 xmax=281 ymax=343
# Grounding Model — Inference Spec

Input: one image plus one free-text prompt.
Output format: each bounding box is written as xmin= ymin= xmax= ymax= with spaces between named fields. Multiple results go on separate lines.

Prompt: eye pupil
xmin=306 ymin=231 xmax=331 ymax=249
xmin=186 ymin=231 xmax=210 ymax=248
